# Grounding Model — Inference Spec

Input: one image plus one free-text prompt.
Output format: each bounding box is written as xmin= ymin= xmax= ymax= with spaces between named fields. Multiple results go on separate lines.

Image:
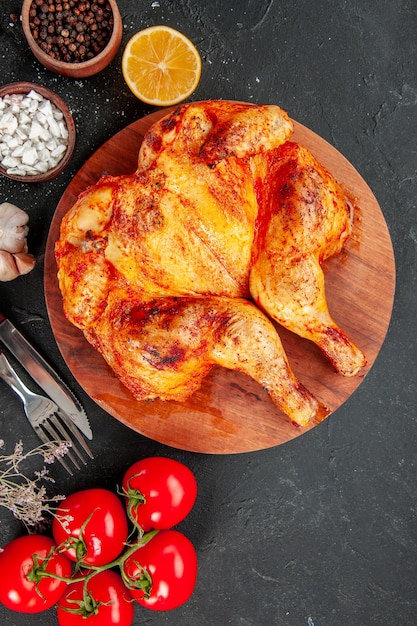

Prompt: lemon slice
xmin=122 ymin=26 xmax=202 ymax=106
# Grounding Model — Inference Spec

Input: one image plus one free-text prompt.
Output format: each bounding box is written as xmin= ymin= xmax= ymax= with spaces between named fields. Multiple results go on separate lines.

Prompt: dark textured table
xmin=1 ymin=1 xmax=416 ymax=624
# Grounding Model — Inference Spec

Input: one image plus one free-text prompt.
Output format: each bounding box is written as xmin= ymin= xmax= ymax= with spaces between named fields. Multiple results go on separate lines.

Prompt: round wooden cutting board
xmin=44 ymin=106 xmax=395 ymax=454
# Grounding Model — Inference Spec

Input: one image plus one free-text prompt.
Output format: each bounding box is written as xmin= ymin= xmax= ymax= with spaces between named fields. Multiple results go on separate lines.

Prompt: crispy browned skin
xmin=84 ymin=290 xmax=320 ymax=426
xmin=55 ymin=100 xmax=365 ymax=427
xmin=250 ymin=142 xmax=366 ymax=376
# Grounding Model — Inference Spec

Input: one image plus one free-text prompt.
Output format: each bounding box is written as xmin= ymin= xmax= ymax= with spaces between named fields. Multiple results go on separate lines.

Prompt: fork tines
xmin=37 ymin=411 xmax=94 ymax=476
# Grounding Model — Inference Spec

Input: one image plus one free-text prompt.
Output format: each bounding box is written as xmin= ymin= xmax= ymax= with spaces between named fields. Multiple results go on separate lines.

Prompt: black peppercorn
xmin=29 ymin=0 xmax=114 ymax=62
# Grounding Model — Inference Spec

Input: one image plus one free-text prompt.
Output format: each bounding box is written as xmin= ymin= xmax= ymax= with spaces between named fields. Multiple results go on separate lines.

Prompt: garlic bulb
xmin=0 ymin=202 xmax=29 ymax=253
xmin=0 ymin=202 xmax=35 ymax=281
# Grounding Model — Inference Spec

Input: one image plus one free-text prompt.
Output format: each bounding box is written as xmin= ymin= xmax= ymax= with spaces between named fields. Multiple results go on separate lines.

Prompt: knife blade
xmin=0 ymin=311 xmax=92 ymax=440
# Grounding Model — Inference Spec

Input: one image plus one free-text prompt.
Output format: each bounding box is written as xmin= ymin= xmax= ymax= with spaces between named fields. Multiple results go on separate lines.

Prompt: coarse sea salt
xmin=0 ymin=90 xmax=69 ymax=177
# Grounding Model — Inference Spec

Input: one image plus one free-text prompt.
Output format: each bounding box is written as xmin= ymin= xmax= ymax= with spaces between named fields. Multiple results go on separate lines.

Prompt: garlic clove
xmin=13 ymin=252 xmax=36 ymax=276
xmin=0 ymin=202 xmax=35 ymax=280
xmin=0 ymin=250 xmax=20 ymax=281
xmin=0 ymin=202 xmax=30 ymax=253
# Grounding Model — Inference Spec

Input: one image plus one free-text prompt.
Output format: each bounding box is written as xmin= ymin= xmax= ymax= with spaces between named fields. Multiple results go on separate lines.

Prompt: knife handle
xmin=0 ymin=310 xmax=6 ymax=324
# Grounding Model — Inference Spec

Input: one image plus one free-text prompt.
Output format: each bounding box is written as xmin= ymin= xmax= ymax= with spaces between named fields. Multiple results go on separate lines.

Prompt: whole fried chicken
xmin=55 ymin=100 xmax=365 ymax=427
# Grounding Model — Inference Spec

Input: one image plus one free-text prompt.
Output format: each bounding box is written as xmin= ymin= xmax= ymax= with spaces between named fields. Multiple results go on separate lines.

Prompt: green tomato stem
xmin=33 ymin=528 xmax=160 ymax=587
xmin=118 ymin=478 xmax=147 ymax=537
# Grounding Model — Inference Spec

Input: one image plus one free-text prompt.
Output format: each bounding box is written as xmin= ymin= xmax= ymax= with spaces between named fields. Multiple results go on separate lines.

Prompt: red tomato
xmin=122 ymin=457 xmax=197 ymax=532
xmin=122 ymin=529 xmax=198 ymax=611
xmin=0 ymin=535 xmax=71 ymax=614
xmin=52 ymin=488 xmax=128 ymax=567
xmin=57 ymin=570 xmax=134 ymax=625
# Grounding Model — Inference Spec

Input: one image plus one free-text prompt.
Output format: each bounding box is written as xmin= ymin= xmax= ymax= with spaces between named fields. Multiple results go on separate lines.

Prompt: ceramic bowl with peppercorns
xmin=21 ymin=0 xmax=123 ymax=78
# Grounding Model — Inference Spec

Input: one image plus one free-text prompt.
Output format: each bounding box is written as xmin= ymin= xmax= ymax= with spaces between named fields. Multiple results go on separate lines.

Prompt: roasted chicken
xmin=55 ymin=100 xmax=365 ymax=427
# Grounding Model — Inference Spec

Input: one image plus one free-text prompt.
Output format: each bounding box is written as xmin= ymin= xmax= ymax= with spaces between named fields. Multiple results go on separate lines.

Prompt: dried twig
xmin=0 ymin=439 xmax=69 ymax=532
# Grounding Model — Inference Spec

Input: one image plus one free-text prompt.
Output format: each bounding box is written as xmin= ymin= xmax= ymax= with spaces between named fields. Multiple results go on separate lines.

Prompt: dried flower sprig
xmin=0 ymin=439 xmax=69 ymax=531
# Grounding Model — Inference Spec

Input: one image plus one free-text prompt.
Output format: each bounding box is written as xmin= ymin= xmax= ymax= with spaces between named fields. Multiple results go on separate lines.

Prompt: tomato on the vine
xmin=122 ymin=529 xmax=198 ymax=611
xmin=52 ymin=488 xmax=128 ymax=566
xmin=57 ymin=570 xmax=134 ymax=625
xmin=0 ymin=535 xmax=71 ymax=614
xmin=122 ymin=457 xmax=197 ymax=532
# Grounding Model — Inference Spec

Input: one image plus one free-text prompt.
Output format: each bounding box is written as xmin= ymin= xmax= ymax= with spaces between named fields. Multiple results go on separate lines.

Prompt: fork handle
xmin=0 ymin=350 xmax=32 ymax=404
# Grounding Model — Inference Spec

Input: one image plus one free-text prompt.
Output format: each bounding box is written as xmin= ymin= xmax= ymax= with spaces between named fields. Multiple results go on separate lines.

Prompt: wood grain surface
xmin=44 ymin=106 xmax=395 ymax=453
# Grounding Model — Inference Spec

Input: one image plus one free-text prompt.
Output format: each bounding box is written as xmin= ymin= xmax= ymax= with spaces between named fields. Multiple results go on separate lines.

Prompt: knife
xmin=0 ymin=310 xmax=93 ymax=440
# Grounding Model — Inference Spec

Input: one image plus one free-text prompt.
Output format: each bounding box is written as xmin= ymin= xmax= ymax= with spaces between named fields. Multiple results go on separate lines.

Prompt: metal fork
xmin=0 ymin=350 xmax=93 ymax=475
